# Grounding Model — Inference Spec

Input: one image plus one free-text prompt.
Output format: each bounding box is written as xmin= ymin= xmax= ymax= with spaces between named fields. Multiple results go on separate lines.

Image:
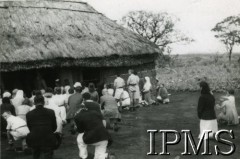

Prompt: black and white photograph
xmin=0 ymin=0 xmax=239 ymax=159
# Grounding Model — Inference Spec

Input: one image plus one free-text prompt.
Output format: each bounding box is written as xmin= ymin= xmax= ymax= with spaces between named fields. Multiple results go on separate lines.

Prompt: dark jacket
xmin=74 ymin=109 xmax=110 ymax=144
xmin=1 ymin=103 xmax=16 ymax=116
xmin=83 ymin=101 xmax=102 ymax=115
xmin=197 ymin=94 xmax=216 ymax=120
xmin=26 ymin=106 xmax=57 ymax=148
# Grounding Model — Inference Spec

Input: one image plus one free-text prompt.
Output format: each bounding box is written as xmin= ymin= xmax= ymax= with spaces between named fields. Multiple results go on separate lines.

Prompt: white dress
xmin=118 ymin=91 xmax=130 ymax=107
xmin=218 ymin=96 xmax=239 ymax=125
xmin=199 ymin=119 xmax=218 ymax=139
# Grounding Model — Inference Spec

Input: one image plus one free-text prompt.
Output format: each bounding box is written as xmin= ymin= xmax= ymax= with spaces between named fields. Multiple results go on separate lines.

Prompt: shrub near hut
xmin=156 ymin=54 xmax=240 ymax=92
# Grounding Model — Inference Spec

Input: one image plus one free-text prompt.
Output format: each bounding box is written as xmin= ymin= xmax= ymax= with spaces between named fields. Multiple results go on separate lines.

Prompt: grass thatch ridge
xmin=0 ymin=0 xmax=161 ymax=71
xmin=0 ymin=54 xmax=157 ymax=72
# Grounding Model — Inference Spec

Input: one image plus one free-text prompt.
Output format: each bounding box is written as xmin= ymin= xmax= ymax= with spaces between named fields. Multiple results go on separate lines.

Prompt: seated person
xmin=216 ymin=89 xmax=239 ymax=125
xmin=117 ymin=88 xmax=131 ymax=109
xmin=2 ymin=111 xmax=30 ymax=151
xmin=141 ymin=76 xmax=155 ymax=106
xmin=156 ymin=84 xmax=170 ymax=104
xmin=100 ymin=90 xmax=121 ymax=131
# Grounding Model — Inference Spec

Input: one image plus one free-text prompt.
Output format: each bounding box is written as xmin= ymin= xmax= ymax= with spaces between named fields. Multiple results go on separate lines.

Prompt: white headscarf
xmin=15 ymin=90 xmax=24 ymax=98
xmin=143 ymin=77 xmax=152 ymax=92
xmin=3 ymin=92 xmax=11 ymax=98
xmin=12 ymin=90 xmax=24 ymax=109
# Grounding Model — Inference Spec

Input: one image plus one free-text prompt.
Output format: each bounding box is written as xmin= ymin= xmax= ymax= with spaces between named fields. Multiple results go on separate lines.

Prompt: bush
xmin=156 ymin=64 xmax=240 ymax=92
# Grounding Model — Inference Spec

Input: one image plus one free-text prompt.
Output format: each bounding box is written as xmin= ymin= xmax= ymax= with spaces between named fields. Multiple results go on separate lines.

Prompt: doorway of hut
xmin=1 ymin=69 xmax=59 ymax=97
xmin=82 ymin=68 xmax=101 ymax=87
xmin=40 ymin=69 xmax=59 ymax=89
xmin=1 ymin=70 xmax=36 ymax=97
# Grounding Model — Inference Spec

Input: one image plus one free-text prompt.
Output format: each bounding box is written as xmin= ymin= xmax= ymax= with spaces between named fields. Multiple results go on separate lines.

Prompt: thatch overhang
xmin=0 ymin=0 xmax=161 ymax=72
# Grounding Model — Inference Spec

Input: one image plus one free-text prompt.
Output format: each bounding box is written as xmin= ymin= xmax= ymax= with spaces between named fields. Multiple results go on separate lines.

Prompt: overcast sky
xmin=83 ymin=0 xmax=240 ymax=54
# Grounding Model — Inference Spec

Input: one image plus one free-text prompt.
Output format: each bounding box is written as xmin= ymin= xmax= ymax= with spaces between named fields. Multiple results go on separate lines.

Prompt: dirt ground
xmin=1 ymin=92 xmax=240 ymax=159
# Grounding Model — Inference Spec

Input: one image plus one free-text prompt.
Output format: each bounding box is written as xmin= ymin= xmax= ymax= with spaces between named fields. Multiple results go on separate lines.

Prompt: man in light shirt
xmin=2 ymin=111 xmax=29 ymax=151
xmin=127 ymin=69 xmax=140 ymax=111
xmin=114 ymin=73 xmax=125 ymax=101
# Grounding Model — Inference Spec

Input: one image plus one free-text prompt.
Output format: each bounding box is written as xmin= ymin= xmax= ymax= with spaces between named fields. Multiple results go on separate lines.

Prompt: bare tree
xmin=212 ymin=15 xmax=240 ymax=62
xmin=121 ymin=11 xmax=193 ymax=51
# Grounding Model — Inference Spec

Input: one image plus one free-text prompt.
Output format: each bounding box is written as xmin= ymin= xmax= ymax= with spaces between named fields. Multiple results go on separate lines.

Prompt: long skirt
xmin=199 ymin=119 xmax=218 ymax=139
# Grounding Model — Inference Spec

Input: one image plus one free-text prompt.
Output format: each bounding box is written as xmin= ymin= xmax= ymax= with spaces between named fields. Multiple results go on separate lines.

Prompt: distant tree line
xmin=120 ymin=11 xmax=240 ymax=65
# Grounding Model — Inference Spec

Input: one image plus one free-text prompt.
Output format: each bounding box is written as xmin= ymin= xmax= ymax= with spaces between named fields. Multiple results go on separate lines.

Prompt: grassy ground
xmin=1 ymin=91 xmax=240 ymax=159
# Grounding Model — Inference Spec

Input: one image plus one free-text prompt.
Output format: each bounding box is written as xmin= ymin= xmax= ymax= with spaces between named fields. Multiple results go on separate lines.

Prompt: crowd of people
xmin=0 ymin=69 xmax=169 ymax=159
xmin=0 ymin=69 xmax=239 ymax=159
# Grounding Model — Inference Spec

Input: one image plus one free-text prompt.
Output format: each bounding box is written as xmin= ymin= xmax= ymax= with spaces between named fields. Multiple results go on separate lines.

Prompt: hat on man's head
xmin=74 ymin=82 xmax=82 ymax=88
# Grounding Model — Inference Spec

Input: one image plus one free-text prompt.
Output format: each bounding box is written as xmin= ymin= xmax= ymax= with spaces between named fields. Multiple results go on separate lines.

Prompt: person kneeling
xmin=117 ymin=88 xmax=130 ymax=110
xmin=2 ymin=111 xmax=30 ymax=152
xmin=74 ymin=105 xmax=111 ymax=159
xmin=156 ymin=84 xmax=170 ymax=104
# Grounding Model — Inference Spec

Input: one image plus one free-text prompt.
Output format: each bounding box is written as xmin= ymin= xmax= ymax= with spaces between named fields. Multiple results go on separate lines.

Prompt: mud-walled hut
xmin=0 ymin=0 xmax=161 ymax=96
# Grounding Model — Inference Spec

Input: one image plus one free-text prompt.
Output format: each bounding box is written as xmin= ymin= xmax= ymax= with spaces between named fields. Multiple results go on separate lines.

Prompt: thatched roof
xmin=0 ymin=0 xmax=161 ymax=72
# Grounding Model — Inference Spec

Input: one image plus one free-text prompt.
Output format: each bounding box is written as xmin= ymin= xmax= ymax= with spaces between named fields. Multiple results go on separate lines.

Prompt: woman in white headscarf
xmin=11 ymin=90 xmax=24 ymax=113
xmin=142 ymin=77 xmax=155 ymax=106
xmin=217 ymin=89 xmax=239 ymax=125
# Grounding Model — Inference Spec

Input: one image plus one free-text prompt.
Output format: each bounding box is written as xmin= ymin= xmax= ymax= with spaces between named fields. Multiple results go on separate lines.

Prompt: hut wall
xmin=70 ymin=68 xmax=83 ymax=84
xmin=101 ymin=62 xmax=157 ymax=96
xmin=0 ymin=61 xmax=156 ymax=97
xmin=102 ymin=62 xmax=156 ymax=85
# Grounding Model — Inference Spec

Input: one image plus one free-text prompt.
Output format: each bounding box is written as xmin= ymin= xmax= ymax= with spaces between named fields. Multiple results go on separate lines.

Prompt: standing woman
xmin=198 ymin=81 xmax=218 ymax=139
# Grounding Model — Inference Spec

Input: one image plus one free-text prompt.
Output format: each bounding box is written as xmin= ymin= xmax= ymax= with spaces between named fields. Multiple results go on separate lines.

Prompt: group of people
xmin=0 ymin=69 xmax=170 ymax=159
xmin=113 ymin=69 xmax=170 ymax=109
xmin=3 ymin=70 xmax=238 ymax=158
xmin=197 ymin=81 xmax=239 ymax=139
